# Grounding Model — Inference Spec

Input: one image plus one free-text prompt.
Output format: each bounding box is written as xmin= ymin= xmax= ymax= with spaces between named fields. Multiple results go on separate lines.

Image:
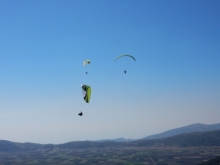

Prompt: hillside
xmin=198 ymin=156 xmax=220 ymax=165
xmin=0 ymin=140 xmax=42 ymax=151
xmin=1 ymin=129 xmax=220 ymax=152
xmin=143 ymin=123 xmax=220 ymax=140
xmin=136 ymin=129 xmax=220 ymax=147
xmin=96 ymin=137 xmax=134 ymax=142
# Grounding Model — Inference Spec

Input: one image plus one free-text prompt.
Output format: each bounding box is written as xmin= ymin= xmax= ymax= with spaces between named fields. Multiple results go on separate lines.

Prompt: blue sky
xmin=0 ymin=0 xmax=220 ymax=144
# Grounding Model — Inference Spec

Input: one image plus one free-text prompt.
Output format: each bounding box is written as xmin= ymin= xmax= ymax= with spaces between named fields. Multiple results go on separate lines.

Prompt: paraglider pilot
xmin=124 ymin=70 xmax=126 ymax=74
xmin=78 ymin=112 xmax=83 ymax=116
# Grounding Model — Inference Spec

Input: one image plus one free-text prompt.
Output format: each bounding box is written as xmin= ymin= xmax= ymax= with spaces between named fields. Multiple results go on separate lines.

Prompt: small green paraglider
xmin=78 ymin=85 xmax=91 ymax=116
xmin=81 ymin=85 xmax=92 ymax=103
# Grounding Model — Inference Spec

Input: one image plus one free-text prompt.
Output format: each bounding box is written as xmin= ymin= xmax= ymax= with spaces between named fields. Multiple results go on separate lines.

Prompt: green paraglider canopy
xmin=83 ymin=60 xmax=91 ymax=66
xmin=81 ymin=85 xmax=91 ymax=103
xmin=114 ymin=54 xmax=136 ymax=62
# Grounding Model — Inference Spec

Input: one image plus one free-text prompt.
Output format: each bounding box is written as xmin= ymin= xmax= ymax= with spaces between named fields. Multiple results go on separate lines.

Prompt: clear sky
xmin=0 ymin=0 xmax=220 ymax=144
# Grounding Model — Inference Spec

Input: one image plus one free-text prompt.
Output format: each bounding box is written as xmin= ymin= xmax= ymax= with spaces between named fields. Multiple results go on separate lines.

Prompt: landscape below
xmin=0 ymin=130 xmax=220 ymax=165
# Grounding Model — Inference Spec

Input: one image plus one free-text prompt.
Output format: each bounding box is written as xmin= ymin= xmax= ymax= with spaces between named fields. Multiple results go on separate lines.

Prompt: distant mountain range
xmin=96 ymin=123 xmax=220 ymax=142
xmin=96 ymin=138 xmax=134 ymax=142
xmin=1 ymin=129 xmax=220 ymax=152
xmin=142 ymin=123 xmax=220 ymax=140
xmin=135 ymin=129 xmax=220 ymax=147
xmin=1 ymin=123 xmax=220 ymax=152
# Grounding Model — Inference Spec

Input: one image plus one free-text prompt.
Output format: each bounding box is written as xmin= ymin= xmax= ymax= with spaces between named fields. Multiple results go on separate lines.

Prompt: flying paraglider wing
xmin=83 ymin=60 xmax=91 ymax=66
xmin=81 ymin=85 xmax=91 ymax=103
xmin=114 ymin=55 xmax=136 ymax=62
